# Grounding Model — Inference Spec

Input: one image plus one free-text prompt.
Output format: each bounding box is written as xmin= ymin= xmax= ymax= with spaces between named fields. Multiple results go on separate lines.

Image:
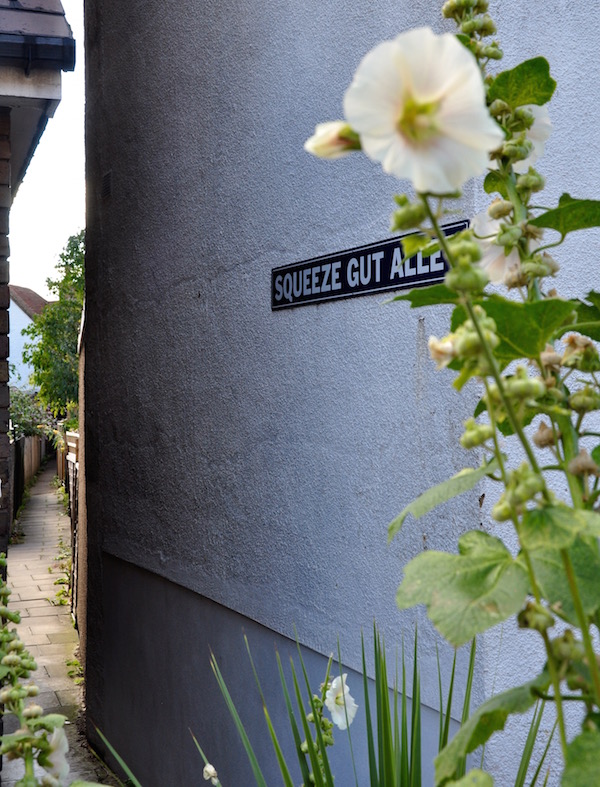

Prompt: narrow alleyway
xmin=2 ymin=462 xmax=118 ymax=786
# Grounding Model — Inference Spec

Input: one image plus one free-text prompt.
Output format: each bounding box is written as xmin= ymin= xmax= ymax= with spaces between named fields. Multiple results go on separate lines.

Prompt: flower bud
xmin=477 ymin=42 xmax=503 ymax=60
xmin=460 ymin=417 xmax=494 ymax=449
xmin=532 ymin=421 xmax=558 ymax=449
xmin=502 ymin=137 xmax=532 ymax=163
xmin=567 ymin=449 xmax=599 ymax=477
xmin=487 ymin=199 xmax=513 ymax=220
xmin=304 ymin=122 xmax=361 ymax=159
xmin=504 ymin=367 xmax=546 ymax=400
xmin=2 ymin=653 xmax=21 ymax=667
xmin=516 ymin=168 xmax=545 ymax=193
xmin=491 ymin=498 xmax=512 ymax=522
xmin=445 ymin=265 xmax=488 ymax=293
xmin=496 ymin=224 xmax=522 ymax=247
xmin=390 ymin=200 xmax=427 ymax=231
xmin=540 ymin=343 xmax=562 ymax=371
xmin=488 ymin=99 xmax=510 ymax=117
xmin=513 ymin=107 xmax=535 ymax=130
xmin=518 ymin=602 xmax=554 ymax=633
xmin=23 ymin=703 xmax=43 ymax=719
xmin=568 ymin=386 xmax=600 ymax=414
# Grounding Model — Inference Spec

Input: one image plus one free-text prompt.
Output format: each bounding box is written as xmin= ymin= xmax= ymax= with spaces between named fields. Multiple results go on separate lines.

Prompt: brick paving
xmin=2 ymin=463 xmax=118 ymax=786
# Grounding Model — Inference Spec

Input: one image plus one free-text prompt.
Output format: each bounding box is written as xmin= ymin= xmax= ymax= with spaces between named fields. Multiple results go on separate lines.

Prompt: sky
xmin=9 ymin=0 xmax=84 ymax=300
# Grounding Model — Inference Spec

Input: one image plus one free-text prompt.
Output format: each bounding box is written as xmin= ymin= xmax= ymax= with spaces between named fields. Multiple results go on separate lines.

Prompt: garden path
xmin=2 ymin=462 xmax=118 ymax=786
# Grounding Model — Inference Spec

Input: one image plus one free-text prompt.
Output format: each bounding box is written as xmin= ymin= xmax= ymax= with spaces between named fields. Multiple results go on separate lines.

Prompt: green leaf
xmin=396 ymin=531 xmax=530 ymax=647
xmin=574 ymin=292 xmax=600 ymax=342
xmin=434 ymin=673 xmax=551 ymax=785
xmin=393 ymin=283 xmax=459 ymax=307
xmin=530 ymin=536 xmax=600 ymax=624
xmin=479 ymin=296 xmax=575 ymax=363
xmin=530 ymin=194 xmax=600 ymax=239
xmin=447 ymin=770 xmax=494 ymax=787
xmin=520 ymin=506 xmax=600 ymax=551
xmin=483 ymin=171 xmax=508 ymax=199
xmin=563 ymin=729 xmax=600 ymax=786
xmin=592 ymin=444 xmax=600 ymax=466
xmin=401 ymin=234 xmax=433 ymax=259
xmin=488 ymin=57 xmax=556 ymax=107
xmin=388 ymin=459 xmax=499 ymax=541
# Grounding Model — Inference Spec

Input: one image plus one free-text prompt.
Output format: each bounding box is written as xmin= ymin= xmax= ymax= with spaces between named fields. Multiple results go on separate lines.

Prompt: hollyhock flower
xmin=343 ymin=27 xmax=504 ymax=193
xmin=325 ymin=674 xmax=358 ymax=730
xmin=512 ymin=104 xmax=551 ymax=174
xmin=304 ymin=121 xmax=360 ymax=159
xmin=428 ymin=334 xmax=457 ymax=369
xmin=470 ymin=212 xmax=521 ymax=284
xmin=43 ymin=727 xmax=69 ymax=784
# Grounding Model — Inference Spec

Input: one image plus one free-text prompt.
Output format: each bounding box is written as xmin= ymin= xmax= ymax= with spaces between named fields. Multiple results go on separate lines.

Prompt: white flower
xmin=470 ymin=212 xmax=520 ymax=284
xmin=512 ymin=104 xmax=552 ymax=174
xmin=325 ymin=674 xmax=358 ymax=730
xmin=428 ymin=334 xmax=457 ymax=369
xmin=304 ymin=121 xmax=359 ymax=159
xmin=343 ymin=27 xmax=504 ymax=193
xmin=43 ymin=727 xmax=69 ymax=784
xmin=203 ymin=763 xmax=219 ymax=785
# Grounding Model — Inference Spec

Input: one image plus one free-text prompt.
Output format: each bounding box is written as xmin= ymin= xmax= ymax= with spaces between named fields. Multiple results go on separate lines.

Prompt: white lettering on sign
xmin=271 ymin=219 xmax=467 ymax=309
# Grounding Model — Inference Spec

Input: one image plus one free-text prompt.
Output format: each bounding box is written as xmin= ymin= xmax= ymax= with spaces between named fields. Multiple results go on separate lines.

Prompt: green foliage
xmin=8 ymin=387 xmax=54 ymax=440
xmin=530 ymin=194 xmax=600 ymax=239
xmin=562 ymin=729 xmax=600 ymax=786
xmin=434 ymin=675 xmax=550 ymax=785
xmin=396 ymin=531 xmax=529 ymax=647
xmin=22 ymin=231 xmax=84 ymax=416
xmin=205 ymin=629 xmax=477 ymax=787
xmin=388 ymin=459 xmax=499 ymax=540
xmin=487 ymin=57 xmax=556 ymax=108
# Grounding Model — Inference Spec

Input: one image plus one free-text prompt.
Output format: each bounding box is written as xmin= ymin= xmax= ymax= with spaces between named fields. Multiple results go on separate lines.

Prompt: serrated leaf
xmin=529 ymin=536 xmax=600 ymax=624
xmin=563 ymin=729 xmax=600 ymax=786
xmin=530 ymin=194 xmax=600 ymax=238
xmin=396 ymin=530 xmax=530 ymax=647
xmin=488 ymin=57 xmax=556 ymax=108
xmin=388 ymin=459 xmax=499 ymax=540
xmin=483 ymin=171 xmax=508 ymax=199
xmin=393 ymin=283 xmax=459 ymax=307
xmin=520 ymin=506 xmax=600 ymax=551
xmin=480 ymin=296 xmax=575 ymax=363
xmin=574 ymin=292 xmax=600 ymax=341
xmin=434 ymin=673 xmax=551 ymax=785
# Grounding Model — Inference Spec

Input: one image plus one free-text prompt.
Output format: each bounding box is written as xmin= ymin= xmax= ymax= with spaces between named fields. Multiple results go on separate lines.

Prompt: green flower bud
xmin=516 ymin=169 xmax=545 ymax=193
xmin=491 ymin=498 xmax=512 ymax=522
xmin=517 ymin=602 xmax=554 ymax=633
xmin=496 ymin=224 xmax=522 ymax=247
xmin=502 ymin=137 xmax=532 ymax=163
xmin=2 ymin=653 xmax=21 ymax=668
xmin=445 ymin=265 xmax=488 ymax=293
xmin=488 ymin=99 xmax=510 ymax=118
xmin=23 ymin=703 xmax=43 ymax=719
xmin=487 ymin=199 xmax=513 ymax=220
xmin=512 ymin=107 xmax=535 ymax=130
xmin=391 ymin=201 xmax=427 ymax=231
xmin=477 ymin=42 xmax=503 ymax=60
xmin=569 ymin=386 xmax=600 ymax=414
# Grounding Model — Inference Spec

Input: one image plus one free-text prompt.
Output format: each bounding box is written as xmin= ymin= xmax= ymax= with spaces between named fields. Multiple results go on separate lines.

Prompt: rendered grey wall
xmin=84 ymin=0 xmax=600 ymax=783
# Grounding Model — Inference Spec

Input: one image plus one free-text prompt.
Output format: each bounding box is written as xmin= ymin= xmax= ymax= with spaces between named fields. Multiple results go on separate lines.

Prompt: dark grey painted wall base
xmin=86 ymin=553 xmax=444 ymax=786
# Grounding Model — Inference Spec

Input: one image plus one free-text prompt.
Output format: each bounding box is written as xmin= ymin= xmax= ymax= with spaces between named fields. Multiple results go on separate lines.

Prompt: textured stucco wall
xmin=84 ymin=0 xmax=600 ymax=783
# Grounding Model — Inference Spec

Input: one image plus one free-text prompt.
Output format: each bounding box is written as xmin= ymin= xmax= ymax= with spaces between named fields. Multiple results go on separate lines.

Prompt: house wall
xmin=9 ymin=299 xmax=35 ymax=387
xmin=83 ymin=1 xmax=600 ymax=784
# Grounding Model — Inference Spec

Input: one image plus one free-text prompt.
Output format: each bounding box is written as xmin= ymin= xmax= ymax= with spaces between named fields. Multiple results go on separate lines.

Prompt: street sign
xmin=271 ymin=220 xmax=468 ymax=310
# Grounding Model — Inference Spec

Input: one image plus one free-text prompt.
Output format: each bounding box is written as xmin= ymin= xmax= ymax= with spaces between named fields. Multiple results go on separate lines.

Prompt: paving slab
xmin=1 ymin=464 xmax=119 ymax=786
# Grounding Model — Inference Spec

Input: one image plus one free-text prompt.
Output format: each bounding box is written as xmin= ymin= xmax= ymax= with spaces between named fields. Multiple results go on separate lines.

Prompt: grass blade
xmin=409 ymin=631 xmax=421 ymax=787
xmin=362 ymin=629 xmax=379 ymax=787
xmin=276 ymin=653 xmax=312 ymax=786
xmin=210 ymin=652 xmax=268 ymax=787
xmin=94 ymin=727 xmax=143 ymax=787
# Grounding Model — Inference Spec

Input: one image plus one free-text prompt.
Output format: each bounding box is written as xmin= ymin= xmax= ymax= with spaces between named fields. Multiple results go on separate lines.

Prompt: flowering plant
xmin=306 ymin=0 xmax=600 ymax=783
